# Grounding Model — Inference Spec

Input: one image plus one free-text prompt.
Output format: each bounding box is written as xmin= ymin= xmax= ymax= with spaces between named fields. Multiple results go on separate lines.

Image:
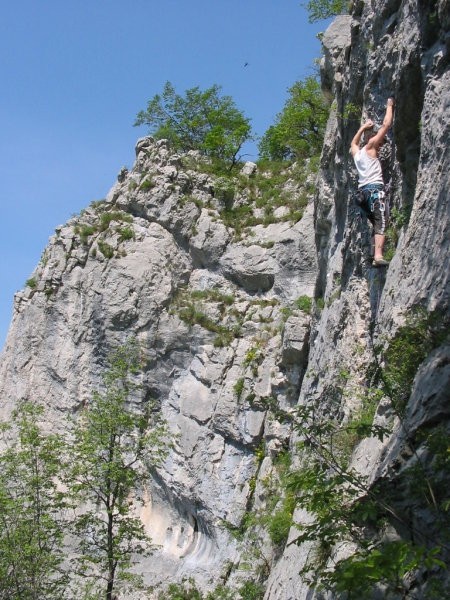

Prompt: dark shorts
xmin=356 ymin=184 xmax=389 ymax=235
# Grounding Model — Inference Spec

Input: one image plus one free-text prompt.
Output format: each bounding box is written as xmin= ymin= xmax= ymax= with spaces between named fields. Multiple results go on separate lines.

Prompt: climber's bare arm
xmin=350 ymin=120 xmax=374 ymax=157
xmin=366 ymin=98 xmax=395 ymax=151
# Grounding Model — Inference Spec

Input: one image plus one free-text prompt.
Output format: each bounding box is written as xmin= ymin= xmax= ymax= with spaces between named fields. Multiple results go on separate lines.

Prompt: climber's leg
xmin=374 ymin=233 xmax=385 ymax=260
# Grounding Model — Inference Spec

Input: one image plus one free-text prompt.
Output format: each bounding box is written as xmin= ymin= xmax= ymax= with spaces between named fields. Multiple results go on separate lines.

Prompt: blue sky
xmin=0 ymin=0 xmax=326 ymax=349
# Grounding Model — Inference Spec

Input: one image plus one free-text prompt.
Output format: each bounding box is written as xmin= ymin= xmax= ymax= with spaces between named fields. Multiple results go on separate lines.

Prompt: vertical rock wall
xmin=264 ymin=1 xmax=449 ymax=598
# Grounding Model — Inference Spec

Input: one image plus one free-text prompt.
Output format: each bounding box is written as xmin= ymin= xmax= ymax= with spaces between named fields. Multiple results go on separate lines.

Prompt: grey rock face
xmin=264 ymin=1 xmax=450 ymax=598
xmin=221 ymin=244 xmax=276 ymax=292
xmin=241 ymin=161 xmax=257 ymax=176
xmin=0 ymin=134 xmax=316 ymax=594
xmin=190 ymin=209 xmax=231 ymax=267
xmin=320 ymin=15 xmax=352 ymax=100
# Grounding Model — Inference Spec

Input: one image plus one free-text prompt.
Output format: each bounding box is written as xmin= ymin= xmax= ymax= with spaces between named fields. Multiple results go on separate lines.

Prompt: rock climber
xmin=350 ymin=97 xmax=395 ymax=266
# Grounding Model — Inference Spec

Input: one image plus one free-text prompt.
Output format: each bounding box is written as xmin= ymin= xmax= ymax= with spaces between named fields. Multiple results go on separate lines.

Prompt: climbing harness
xmin=354 ymin=183 xmax=389 ymax=242
xmin=355 ymin=184 xmax=384 ymax=214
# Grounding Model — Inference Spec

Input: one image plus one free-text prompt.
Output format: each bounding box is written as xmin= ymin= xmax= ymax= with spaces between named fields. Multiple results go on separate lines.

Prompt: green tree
xmin=69 ymin=340 xmax=168 ymax=600
xmin=0 ymin=402 xmax=68 ymax=600
xmin=258 ymin=76 xmax=329 ymax=161
xmin=134 ymin=81 xmax=252 ymax=168
xmin=302 ymin=0 xmax=350 ymax=23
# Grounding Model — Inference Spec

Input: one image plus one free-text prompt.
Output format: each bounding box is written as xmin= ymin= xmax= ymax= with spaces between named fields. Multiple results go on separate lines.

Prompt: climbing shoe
xmin=372 ymin=258 xmax=389 ymax=267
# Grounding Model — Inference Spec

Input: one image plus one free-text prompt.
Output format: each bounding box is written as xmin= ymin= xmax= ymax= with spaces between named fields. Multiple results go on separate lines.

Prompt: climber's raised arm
xmin=351 ymin=120 xmax=375 ymax=157
xmin=366 ymin=98 xmax=395 ymax=151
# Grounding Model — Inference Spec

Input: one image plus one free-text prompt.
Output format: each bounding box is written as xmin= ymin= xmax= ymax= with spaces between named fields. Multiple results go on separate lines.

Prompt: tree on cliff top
xmin=258 ymin=76 xmax=329 ymax=161
xmin=134 ymin=81 xmax=252 ymax=168
xmin=303 ymin=0 xmax=350 ymax=23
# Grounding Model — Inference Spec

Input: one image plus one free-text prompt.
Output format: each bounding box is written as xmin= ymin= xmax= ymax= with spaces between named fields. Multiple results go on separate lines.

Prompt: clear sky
xmin=0 ymin=0 xmax=326 ymax=350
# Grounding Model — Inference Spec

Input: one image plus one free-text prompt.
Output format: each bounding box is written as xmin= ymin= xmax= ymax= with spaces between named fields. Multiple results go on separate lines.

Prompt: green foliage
xmin=286 ymin=456 xmax=407 ymax=595
xmin=213 ymin=177 xmax=236 ymax=207
xmin=332 ymin=388 xmax=384 ymax=466
xmin=257 ymin=395 xmax=293 ymax=424
xmin=258 ymin=76 xmax=329 ymax=161
xmin=234 ymin=377 xmax=245 ymax=400
xmin=288 ymin=461 xmax=360 ymax=544
xmin=89 ymin=199 xmax=107 ymax=210
xmin=244 ymin=346 xmax=262 ymax=368
xmin=0 ymin=343 xmax=175 ymax=599
xmin=315 ymin=297 xmax=325 ymax=311
xmin=327 ymin=541 xmax=446 ymax=598
xmin=339 ymin=101 xmax=362 ymax=123
xmin=25 ymin=276 xmax=37 ymax=288
xmin=243 ymin=343 xmax=265 ymax=376
xmin=267 ymin=495 xmax=296 ymax=546
xmin=160 ymin=578 xmax=203 ymax=600
xmin=98 ymin=211 xmax=132 ymax=232
xmin=73 ymin=210 xmax=133 ymax=249
xmin=97 ymin=239 xmax=115 ymax=259
xmin=139 ymin=177 xmax=155 ymax=191
xmin=381 ymin=308 xmax=449 ymax=414
xmin=134 ymin=81 xmax=252 ymax=168
xmin=44 ymin=286 xmax=55 ymax=299
xmin=69 ymin=340 xmax=168 ymax=599
xmin=178 ymin=303 xmax=229 ymax=339
xmin=117 ymin=225 xmax=135 ymax=242
xmin=303 ymin=0 xmax=350 ymax=23
xmin=158 ymin=578 xmax=264 ymax=600
xmin=190 ymin=288 xmax=235 ymax=306
xmin=190 ymin=158 xmax=316 ymax=237
xmin=295 ymin=295 xmax=312 ymax=314
xmin=220 ymin=203 xmax=260 ymax=235
xmin=390 ymin=205 xmax=412 ymax=230
xmin=238 ymin=580 xmax=265 ymax=600
xmin=79 ymin=224 xmax=97 ymax=244
xmin=0 ymin=402 xmax=68 ymax=599
xmin=245 ymin=450 xmax=294 ymax=551
xmin=254 ymin=441 xmax=266 ymax=465
xmin=384 ymin=205 xmax=412 ymax=261
xmin=173 ymin=287 xmax=241 ymax=347
xmin=40 ymin=249 xmax=49 ymax=266
xmin=158 ymin=578 xmax=238 ymax=600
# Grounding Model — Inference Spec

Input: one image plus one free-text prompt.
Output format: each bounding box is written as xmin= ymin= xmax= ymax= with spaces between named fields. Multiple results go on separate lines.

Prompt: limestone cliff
xmin=0 ymin=136 xmax=317 ymax=593
xmin=0 ymin=1 xmax=449 ymax=598
xmin=265 ymin=1 xmax=450 ymax=598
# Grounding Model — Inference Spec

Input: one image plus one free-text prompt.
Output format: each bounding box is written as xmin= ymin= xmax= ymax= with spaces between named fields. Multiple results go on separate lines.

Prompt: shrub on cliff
xmin=134 ymin=81 xmax=252 ymax=169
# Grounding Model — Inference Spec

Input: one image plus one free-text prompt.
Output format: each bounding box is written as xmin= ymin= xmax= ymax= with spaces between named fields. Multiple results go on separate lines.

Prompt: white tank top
xmin=354 ymin=147 xmax=383 ymax=188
